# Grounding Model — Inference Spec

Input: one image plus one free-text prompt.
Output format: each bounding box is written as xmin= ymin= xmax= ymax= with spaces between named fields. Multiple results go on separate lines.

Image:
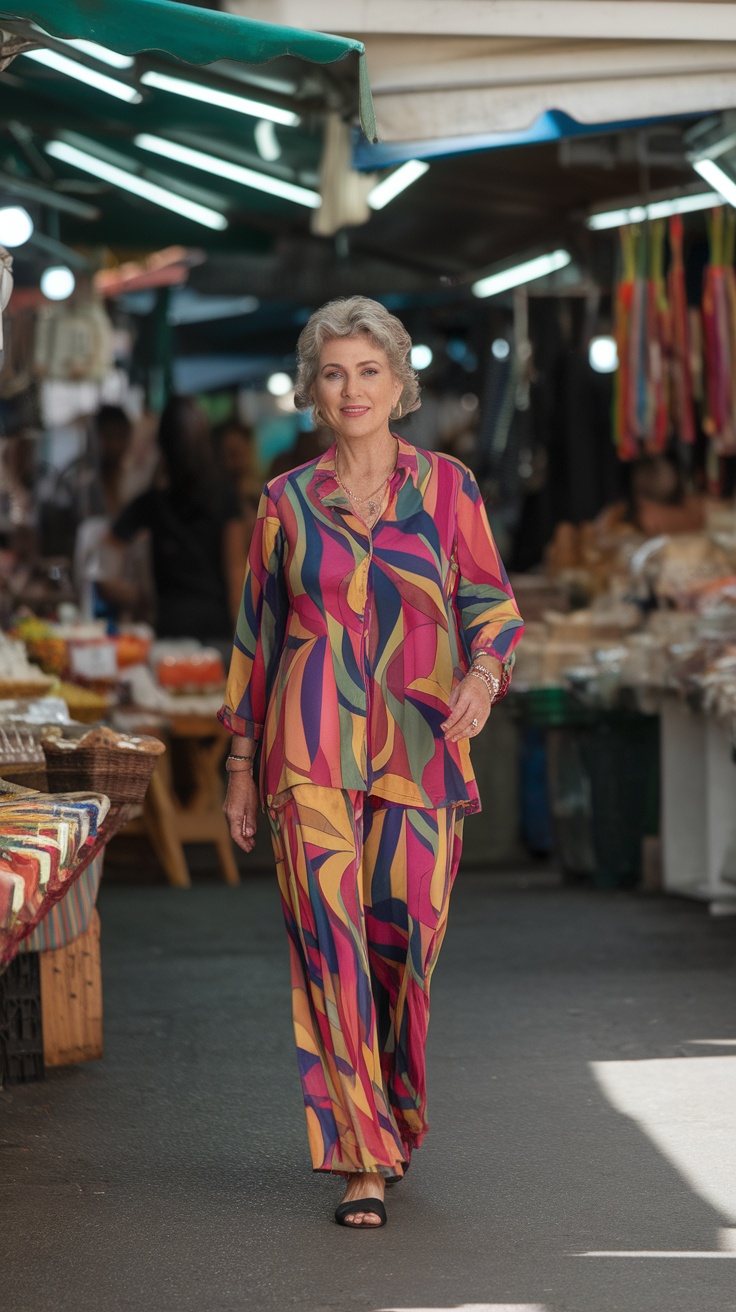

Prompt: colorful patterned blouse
xmin=219 ymin=436 xmax=523 ymax=814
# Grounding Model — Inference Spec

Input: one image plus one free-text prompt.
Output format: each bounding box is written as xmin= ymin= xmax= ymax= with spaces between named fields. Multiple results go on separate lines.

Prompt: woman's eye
xmin=363 ymin=368 xmax=377 ymax=376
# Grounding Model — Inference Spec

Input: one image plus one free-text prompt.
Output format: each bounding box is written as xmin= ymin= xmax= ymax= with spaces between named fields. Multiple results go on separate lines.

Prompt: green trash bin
xmin=513 ymin=690 xmax=660 ymax=887
xmin=579 ymin=709 xmax=660 ymax=889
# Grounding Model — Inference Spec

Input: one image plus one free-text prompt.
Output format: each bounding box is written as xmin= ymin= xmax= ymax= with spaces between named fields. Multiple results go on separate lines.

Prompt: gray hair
xmin=293 ymin=296 xmax=421 ymax=420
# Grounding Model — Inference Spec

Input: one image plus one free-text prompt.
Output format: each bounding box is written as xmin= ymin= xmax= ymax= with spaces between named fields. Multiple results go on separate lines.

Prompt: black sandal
xmin=386 ymin=1159 xmax=411 ymax=1187
xmin=334 ymin=1198 xmax=387 ymax=1228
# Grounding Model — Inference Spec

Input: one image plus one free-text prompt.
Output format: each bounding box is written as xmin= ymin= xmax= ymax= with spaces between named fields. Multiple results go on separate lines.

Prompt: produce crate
xmin=0 ymin=951 xmax=44 ymax=1085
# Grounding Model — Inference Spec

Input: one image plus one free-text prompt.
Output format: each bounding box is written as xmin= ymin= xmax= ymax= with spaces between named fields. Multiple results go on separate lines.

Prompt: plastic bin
xmin=513 ymin=690 xmax=660 ymax=887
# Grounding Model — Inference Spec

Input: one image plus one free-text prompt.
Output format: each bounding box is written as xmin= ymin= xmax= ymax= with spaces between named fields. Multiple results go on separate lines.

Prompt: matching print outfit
xmin=219 ymin=436 xmax=523 ymax=1173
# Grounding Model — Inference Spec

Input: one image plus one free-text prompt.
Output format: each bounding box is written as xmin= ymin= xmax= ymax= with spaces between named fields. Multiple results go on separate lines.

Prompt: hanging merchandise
xmin=34 ymin=289 xmax=113 ymax=384
xmin=701 ymin=207 xmax=736 ymax=472
xmin=0 ymin=244 xmax=12 ymax=362
xmin=667 ymin=214 xmax=696 ymax=446
xmin=613 ymin=221 xmax=670 ymax=461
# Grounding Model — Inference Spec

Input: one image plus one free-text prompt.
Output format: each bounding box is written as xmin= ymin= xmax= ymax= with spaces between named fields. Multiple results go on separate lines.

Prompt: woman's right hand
xmin=223 ymin=772 xmax=260 ymax=853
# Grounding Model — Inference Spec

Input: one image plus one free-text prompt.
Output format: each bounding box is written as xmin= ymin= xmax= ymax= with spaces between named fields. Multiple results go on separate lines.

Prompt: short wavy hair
xmin=294 ymin=296 xmax=421 ymax=421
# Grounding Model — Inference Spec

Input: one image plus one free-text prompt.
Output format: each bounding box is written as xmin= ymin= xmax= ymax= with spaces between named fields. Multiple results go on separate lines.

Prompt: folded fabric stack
xmin=0 ymin=792 xmax=110 ymax=965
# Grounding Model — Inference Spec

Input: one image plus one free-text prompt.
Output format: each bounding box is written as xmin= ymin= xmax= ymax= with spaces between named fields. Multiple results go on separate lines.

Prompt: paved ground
xmin=3 ymin=863 xmax=736 ymax=1312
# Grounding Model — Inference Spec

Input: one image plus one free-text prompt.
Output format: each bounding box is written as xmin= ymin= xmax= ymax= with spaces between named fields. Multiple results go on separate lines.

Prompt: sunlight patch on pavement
xmin=685 ymin=1039 xmax=736 ymax=1047
xmin=376 ymin=1305 xmax=549 ymax=1311
xmin=591 ymin=1056 xmax=736 ymax=1233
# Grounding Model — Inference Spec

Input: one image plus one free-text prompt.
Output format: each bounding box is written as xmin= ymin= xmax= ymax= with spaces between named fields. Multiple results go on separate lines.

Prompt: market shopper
xmin=220 ymin=297 xmax=523 ymax=1229
xmin=112 ymin=397 xmax=247 ymax=643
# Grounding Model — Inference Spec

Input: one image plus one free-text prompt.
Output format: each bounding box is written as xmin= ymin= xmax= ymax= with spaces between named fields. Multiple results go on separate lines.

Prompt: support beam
xmin=230 ymin=1 xmax=736 ymax=43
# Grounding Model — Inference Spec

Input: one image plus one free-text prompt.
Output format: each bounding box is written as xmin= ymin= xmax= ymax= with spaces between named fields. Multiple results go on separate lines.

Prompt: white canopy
xmin=229 ymin=1 xmax=736 ymax=142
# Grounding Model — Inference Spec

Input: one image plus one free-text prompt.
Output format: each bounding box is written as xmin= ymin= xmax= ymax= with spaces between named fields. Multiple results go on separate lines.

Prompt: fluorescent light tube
xmin=60 ymin=39 xmax=135 ymax=69
xmin=255 ymin=120 xmax=281 ymax=163
xmin=140 ymin=70 xmax=299 ymax=127
xmin=45 ymin=140 xmax=228 ymax=231
xmin=23 ymin=47 xmax=141 ymax=103
xmin=134 ymin=133 xmax=320 ymax=210
xmin=692 ymin=159 xmax=736 ymax=209
xmin=472 ymin=249 xmax=572 ymax=299
xmin=588 ymin=191 xmax=722 ymax=230
xmin=367 ymin=160 xmax=429 ymax=210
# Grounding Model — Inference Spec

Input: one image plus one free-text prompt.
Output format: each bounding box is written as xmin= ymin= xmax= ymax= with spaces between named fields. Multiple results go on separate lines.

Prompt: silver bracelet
xmin=467 ymin=666 xmax=502 ymax=704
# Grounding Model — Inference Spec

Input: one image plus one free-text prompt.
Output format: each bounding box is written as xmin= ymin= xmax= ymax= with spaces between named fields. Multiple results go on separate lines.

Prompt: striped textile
xmin=268 ymin=784 xmax=463 ymax=1175
xmin=219 ymin=436 xmax=523 ymax=814
xmin=19 ymin=854 xmax=103 ymax=953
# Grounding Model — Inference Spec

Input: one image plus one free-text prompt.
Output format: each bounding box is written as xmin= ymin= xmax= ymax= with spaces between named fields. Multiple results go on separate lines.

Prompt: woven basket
xmin=42 ymin=736 xmax=164 ymax=805
xmin=0 ymin=677 xmax=54 ymax=700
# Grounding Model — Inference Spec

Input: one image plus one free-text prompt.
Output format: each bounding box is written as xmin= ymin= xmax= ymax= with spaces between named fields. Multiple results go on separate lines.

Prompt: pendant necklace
xmin=335 ymin=445 xmax=399 ymax=522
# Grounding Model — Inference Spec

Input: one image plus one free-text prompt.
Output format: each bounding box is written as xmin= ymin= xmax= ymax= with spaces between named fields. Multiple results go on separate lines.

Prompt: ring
xmin=471 ymin=717 xmax=478 ymax=729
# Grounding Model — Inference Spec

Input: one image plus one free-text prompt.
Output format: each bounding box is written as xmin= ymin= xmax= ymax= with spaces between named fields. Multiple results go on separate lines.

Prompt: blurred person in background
xmin=266 ymin=424 xmax=331 ymax=480
xmin=220 ymin=297 xmax=523 ymax=1230
xmin=214 ymin=417 xmax=260 ymax=552
xmin=111 ymin=396 xmax=247 ymax=645
xmin=69 ymin=405 xmax=147 ymax=622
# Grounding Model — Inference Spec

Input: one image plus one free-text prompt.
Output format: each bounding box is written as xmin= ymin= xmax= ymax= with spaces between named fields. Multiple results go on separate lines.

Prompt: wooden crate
xmin=39 ymin=910 xmax=103 ymax=1067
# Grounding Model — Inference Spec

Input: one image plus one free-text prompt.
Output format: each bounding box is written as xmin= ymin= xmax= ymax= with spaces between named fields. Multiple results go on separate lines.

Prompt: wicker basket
xmin=0 ymin=677 xmax=54 ymax=700
xmin=42 ymin=736 xmax=164 ymax=805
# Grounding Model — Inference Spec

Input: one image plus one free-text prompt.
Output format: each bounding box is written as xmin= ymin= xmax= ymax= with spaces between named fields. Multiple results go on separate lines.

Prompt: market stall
xmin=0 ymin=703 xmax=164 ymax=1084
xmin=511 ymin=514 xmax=736 ymax=913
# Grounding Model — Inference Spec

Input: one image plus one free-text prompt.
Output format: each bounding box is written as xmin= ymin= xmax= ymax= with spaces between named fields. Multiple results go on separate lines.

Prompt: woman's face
xmin=311 ymin=334 xmax=402 ymax=441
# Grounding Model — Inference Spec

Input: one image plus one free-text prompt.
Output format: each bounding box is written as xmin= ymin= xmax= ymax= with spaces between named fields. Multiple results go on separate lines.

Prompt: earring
xmin=392 ymin=400 xmax=403 ymax=421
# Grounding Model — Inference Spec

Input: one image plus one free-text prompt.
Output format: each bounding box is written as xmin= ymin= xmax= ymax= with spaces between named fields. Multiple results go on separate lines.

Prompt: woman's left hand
xmin=441 ymin=675 xmax=491 ymax=743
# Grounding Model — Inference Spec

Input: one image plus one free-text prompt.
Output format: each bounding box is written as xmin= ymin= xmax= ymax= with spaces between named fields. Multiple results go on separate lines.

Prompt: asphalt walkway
xmin=3 ymin=866 xmax=736 ymax=1312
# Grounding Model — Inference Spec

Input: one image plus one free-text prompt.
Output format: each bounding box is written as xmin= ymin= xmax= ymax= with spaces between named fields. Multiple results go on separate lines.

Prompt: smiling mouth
xmin=341 ymin=406 xmax=369 ymax=414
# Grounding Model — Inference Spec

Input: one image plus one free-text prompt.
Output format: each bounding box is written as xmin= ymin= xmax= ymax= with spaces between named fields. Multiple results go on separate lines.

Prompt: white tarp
xmin=228 ymin=1 xmax=736 ymax=141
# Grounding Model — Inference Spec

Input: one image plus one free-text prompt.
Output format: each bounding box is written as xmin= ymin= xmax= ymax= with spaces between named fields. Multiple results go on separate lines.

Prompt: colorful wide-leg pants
xmin=268 ymin=785 xmax=464 ymax=1176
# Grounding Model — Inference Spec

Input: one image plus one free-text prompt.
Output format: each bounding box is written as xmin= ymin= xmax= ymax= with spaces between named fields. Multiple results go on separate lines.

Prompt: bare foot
xmin=340 ymin=1170 xmax=386 ymax=1226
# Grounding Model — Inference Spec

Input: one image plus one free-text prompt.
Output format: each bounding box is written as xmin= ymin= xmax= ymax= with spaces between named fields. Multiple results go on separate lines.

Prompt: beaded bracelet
xmin=226 ymin=755 xmax=255 ymax=773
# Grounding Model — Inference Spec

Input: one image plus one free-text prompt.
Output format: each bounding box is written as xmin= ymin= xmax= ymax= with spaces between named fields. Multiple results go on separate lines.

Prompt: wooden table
xmin=128 ymin=715 xmax=240 ymax=889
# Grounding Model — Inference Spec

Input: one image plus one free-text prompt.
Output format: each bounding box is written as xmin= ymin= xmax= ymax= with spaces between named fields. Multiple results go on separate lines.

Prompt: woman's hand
xmin=441 ymin=674 xmax=491 ymax=743
xmin=223 ymin=771 xmax=260 ymax=853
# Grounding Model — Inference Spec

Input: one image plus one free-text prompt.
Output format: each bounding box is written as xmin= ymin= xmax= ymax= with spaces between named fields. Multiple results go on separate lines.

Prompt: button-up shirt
xmin=218 ymin=436 xmax=523 ymax=813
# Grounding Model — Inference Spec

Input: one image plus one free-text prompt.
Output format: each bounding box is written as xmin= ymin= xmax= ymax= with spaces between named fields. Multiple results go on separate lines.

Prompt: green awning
xmin=0 ymin=0 xmax=377 ymax=140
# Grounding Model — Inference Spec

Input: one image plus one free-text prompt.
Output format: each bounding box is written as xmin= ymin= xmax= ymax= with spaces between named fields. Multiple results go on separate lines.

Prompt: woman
xmin=220 ymin=298 xmax=523 ymax=1229
xmin=112 ymin=397 xmax=247 ymax=643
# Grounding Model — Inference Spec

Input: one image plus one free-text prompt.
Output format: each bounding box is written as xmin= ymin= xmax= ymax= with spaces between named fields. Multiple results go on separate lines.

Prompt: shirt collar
xmin=313 ymin=434 xmax=420 ymax=489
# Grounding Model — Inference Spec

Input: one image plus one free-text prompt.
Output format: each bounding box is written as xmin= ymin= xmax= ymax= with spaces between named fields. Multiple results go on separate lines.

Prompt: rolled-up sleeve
xmin=454 ymin=466 xmax=524 ymax=675
xmin=218 ymin=488 xmax=287 ymax=739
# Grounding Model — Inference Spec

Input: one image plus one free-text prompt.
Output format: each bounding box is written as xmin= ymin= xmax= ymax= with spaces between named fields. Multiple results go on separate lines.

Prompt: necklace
xmin=335 ymin=445 xmax=398 ymax=521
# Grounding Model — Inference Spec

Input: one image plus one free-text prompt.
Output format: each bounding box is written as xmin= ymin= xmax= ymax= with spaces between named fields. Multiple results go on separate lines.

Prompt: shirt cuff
xmin=217 ymin=705 xmax=264 ymax=740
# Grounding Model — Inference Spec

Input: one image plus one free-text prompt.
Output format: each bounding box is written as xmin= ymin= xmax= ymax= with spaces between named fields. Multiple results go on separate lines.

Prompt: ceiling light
xmin=589 ymin=335 xmax=618 ymax=374
xmin=41 ymin=265 xmax=75 ymax=301
xmin=255 ymin=119 xmax=281 ymax=163
xmin=588 ymin=191 xmax=722 ymax=230
xmin=0 ymin=205 xmax=34 ymax=247
xmin=410 ymin=344 xmax=433 ymax=370
xmin=59 ymin=39 xmax=135 ymax=69
xmin=472 ymin=250 xmax=572 ymax=299
xmin=692 ymin=159 xmax=736 ymax=209
xmin=45 ymin=141 xmax=228 ymax=232
xmin=23 ymin=48 xmax=141 ymax=104
xmin=275 ymin=388 xmax=296 ymax=413
xmin=140 ymin=70 xmax=299 ymax=127
xmin=491 ymin=338 xmax=511 ymax=361
xmin=134 ymin=133 xmax=320 ymax=209
xmin=267 ymin=371 xmax=293 ymax=397
xmin=367 ymin=160 xmax=429 ymax=211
